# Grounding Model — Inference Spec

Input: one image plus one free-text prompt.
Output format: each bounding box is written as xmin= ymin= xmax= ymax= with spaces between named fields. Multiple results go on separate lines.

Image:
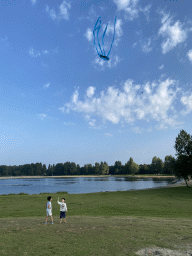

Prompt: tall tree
xmin=125 ymin=158 xmax=139 ymax=175
xmin=151 ymin=157 xmax=164 ymax=174
xmin=114 ymin=161 xmax=122 ymax=175
xmin=94 ymin=162 xmax=100 ymax=175
xmin=174 ymin=130 xmax=192 ymax=187
xmin=163 ymin=155 xmax=176 ymax=174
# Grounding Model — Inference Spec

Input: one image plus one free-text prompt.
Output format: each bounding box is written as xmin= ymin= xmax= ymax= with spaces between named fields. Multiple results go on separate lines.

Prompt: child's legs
xmin=50 ymin=215 xmax=53 ymax=222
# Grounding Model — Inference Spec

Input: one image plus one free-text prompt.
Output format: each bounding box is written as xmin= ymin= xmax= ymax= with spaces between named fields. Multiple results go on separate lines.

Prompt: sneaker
xmin=44 ymin=222 xmax=47 ymax=224
xmin=52 ymin=222 xmax=54 ymax=224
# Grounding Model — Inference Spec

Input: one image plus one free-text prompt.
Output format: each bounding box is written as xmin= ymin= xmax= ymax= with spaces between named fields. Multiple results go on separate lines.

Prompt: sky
xmin=0 ymin=0 xmax=192 ymax=168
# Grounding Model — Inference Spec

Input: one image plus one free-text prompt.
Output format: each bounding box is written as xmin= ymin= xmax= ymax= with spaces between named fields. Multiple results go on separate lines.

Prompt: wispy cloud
xmin=84 ymin=28 xmax=93 ymax=42
xmin=187 ymin=49 xmax=192 ymax=62
xmin=86 ymin=86 xmax=95 ymax=98
xmin=63 ymin=78 xmax=188 ymax=129
xmin=31 ymin=0 xmax=37 ymax=5
xmin=29 ymin=48 xmax=49 ymax=57
xmin=159 ymin=64 xmax=164 ymax=70
xmin=180 ymin=93 xmax=192 ymax=114
xmin=105 ymin=133 xmax=113 ymax=137
xmin=113 ymin=0 xmax=139 ymax=20
xmin=29 ymin=48 xmax=40 ymax=57
xmin=141 ymin=38 xmax=152 ymax=53
xmin=37 ymin=113 xmax=47 ymax=120
xmin=43 ymin=82 xmax=50 ymax=89
xmin=158 ymin=12 xmax=187 ymax=54
xmin=46 ymin=0 xmax=71 ymax=21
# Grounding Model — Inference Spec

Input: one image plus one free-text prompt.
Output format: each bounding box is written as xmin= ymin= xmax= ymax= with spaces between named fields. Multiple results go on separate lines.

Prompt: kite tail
xmin=106 ymin=16 xmax=117 ymax=58
xmin=93 ymin=17 xmax=102 ymax=57
xmin=102 ymin=23 xmax=108 ymax=56
xmin=96 ymin=25 xmax=104 ymax=55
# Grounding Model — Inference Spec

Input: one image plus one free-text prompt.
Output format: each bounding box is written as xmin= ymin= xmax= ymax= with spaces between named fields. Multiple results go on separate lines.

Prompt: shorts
xmin=60 ymin=211 xmax=65 ymax=218
xmin=46 ymin=209 xmax=52 ymax=216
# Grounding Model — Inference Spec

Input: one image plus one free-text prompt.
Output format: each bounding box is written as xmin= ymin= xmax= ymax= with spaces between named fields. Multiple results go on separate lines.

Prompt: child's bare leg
xmin=45 ymin=216 xmax=48 ymax=223
xmin=51 ymin=216 xmax=53 ymax=223
xmin=64 ymin=217 xmax=67 ymax=223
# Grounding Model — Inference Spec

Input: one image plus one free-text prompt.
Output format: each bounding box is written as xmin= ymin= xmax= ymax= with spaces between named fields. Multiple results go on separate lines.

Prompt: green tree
xmin=151 ymin=157 xmax=164 ymax=174
xmin=114 ymin=161 xmax=122 ymax=175
xmin=174 ymin=129 xmax=192 ymax=156
xmin=174 ymin=130 xmax=192 ymax=187
xmin=125 ymin=158 xmax=139 ymax=175
xmin=69 ymin=162 xmax=77 ymax=175
xmin=163 ymin=155 xmax=176 ymax=174
xmin=42 ymin=164 xmax=47 ymax=175
xmin=76 ymin=164 xmax=80 ymax=175
xmin=94 ymin=162 xmax=100 ymax=175
xmin=138 ymin=164 xmax=149 ymax=174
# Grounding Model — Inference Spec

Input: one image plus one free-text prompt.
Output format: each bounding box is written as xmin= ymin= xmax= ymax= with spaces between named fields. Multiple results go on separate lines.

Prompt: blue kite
xmin=93 ymin=17 xmax=116 ymax=61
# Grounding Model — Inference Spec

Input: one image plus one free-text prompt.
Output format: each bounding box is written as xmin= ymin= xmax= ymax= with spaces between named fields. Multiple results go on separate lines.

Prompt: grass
xmin=0 ymin=186 xmax=192 ymax=255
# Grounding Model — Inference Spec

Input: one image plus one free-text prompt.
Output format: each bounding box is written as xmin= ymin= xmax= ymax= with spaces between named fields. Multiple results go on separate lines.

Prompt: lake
xmin=0 ymin=176 xmax=182 ymax=195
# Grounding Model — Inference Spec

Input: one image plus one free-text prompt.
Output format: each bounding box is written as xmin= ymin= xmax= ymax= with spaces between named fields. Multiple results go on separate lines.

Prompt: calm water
xmin=0 ymin=177 xmax=181 ymax=195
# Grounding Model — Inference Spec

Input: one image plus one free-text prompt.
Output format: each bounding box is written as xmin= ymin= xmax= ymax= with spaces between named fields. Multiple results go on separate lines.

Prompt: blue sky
xmin=0 ymin=0 xmax=192 ymax=167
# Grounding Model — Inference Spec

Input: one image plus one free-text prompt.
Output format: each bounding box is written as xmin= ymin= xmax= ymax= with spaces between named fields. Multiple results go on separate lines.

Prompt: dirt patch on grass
xmin=136 ymin=246 xmax=192 ymax=256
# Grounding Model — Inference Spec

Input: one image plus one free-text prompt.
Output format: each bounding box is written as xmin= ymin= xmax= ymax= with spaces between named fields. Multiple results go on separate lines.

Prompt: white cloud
xmin=187 ymin=49 xmax=192 ymax=62
xmin=158 ymin=13 xmax=187 ymax=54
xmin=46 ymin=1 xmax=71 ymax=21
xmin=113 ymin=0 xmax=139 ymax=20
xmin=43 ymin=50 xmax=49 ymax=54
xmin=60 ymin=0 xmax=71 ymax=20
xmin=105 ymin=133 xmax=113 ymax=137
xmin=84 ymin=28 xmax=93 ymax=42
xmin=43 ymin=82 xmax=50 ymax=89
xmin=180 ymin=93 xmax=192 ymax=114
xmin=37 ymin=114 xmax=47 ymax=120
xmin=159 ymin=64 xmax=164 ymax=70
xmin=29 ymin=47 xmax=40 ymax=57
xmin=31 ymin=0 xmax=37 ymax=4
xmin=141 ymin=38 xmax=152 ymax=53
xmin=86 ymin=86 xmax=95 ymax=98
xmin=64 ymin=78 xmax=184 ymax=128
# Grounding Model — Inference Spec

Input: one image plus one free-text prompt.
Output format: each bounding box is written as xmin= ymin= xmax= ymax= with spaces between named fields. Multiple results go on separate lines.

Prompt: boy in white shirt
xmin=44 ymin=196 xmax=53 ymax=224
xmin=57 ymin=197 xmax=67 ymax=223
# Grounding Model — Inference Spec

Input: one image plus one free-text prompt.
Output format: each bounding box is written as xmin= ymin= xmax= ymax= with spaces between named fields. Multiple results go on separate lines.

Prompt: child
xmin=44 ymin=196 xmax=53 ymax=224
xmin=57 ymin=197 xmax=67 ymax=223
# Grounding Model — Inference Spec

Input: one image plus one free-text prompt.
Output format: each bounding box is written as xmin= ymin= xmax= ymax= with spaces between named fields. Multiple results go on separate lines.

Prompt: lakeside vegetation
xmin=1 ymin=187 xmax=192 ymax=255
xmin=0 ymin=155 xmax=175 ymax=177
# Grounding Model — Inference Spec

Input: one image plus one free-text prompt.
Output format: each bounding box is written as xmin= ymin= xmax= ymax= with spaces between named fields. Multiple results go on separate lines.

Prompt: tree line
xmin=0 ymin=130 xmax=192 ymax=186
xmin=0 ymin=156 xmax=175 ymax=177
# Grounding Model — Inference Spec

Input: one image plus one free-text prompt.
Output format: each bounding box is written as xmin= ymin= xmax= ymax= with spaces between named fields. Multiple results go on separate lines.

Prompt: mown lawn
xmin=0 ymin=186 xmax=192 ymax=255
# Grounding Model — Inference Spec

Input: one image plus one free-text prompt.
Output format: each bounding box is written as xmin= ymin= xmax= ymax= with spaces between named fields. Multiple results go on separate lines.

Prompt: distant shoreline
xmin=0 ymin=175 xmax=176 ymax=179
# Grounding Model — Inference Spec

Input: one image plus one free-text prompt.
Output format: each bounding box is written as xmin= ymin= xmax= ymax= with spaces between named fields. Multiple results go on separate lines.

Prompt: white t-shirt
xmin=47 ymin=201 xmax=52 ymax=210
xmin=57 ymin=201 xmax=67 ymax=212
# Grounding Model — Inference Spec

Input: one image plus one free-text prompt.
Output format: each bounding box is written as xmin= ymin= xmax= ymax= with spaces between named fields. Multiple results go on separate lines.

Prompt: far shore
xmin=0 ymin=174 xmax=176 ymax=179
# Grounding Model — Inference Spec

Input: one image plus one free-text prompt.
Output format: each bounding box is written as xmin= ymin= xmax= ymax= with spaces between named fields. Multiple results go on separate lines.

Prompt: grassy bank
xmin=0 ymin=174 xmax=176 ymax=179
xmin=1 ymin=187 xmax=192 ymax=255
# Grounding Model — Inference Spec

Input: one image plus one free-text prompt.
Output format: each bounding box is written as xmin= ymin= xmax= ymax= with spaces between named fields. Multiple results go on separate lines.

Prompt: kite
xmin=93 ymin=17 xmax=116 ymax=61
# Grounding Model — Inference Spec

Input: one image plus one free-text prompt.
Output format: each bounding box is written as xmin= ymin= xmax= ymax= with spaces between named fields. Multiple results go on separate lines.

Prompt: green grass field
xmin=1 ymin=186 xmax=192 ymax=255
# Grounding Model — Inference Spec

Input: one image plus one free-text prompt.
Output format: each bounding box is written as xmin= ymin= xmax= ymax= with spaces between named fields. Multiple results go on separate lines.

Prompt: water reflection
xmin=0 ymin=176 xmax=182 ymax=195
